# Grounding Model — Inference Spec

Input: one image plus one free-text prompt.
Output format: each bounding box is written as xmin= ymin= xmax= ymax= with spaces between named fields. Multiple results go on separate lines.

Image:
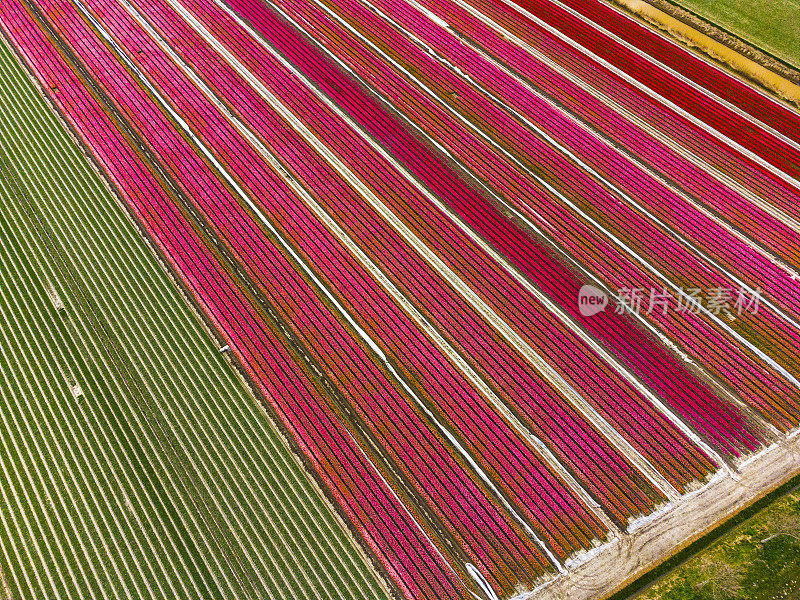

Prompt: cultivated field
xmin=0 ymin=0 xmax=799 ymax=598
xmin=0 ymin=36 xmax=391 ymax=600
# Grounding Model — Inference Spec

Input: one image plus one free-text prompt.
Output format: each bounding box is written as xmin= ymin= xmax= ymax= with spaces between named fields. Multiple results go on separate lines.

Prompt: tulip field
xmin=0 ymin=0 xmax=799 ymax=597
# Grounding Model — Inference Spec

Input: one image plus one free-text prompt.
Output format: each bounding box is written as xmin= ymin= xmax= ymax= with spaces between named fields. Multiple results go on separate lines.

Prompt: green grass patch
xmin=669 ymin=0 xmax=800 ymax=68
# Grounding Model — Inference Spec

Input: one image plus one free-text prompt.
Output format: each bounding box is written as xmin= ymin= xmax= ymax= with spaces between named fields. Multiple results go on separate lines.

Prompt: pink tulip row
xmin=440 ymin=0 xmax=800 ymax=225
xmin=165 ymin=0 xmax=720 ymax=500
xmin=123 ymin=0 xmax=683 ymax=529
xmin=503 ymin=0 xmax=800 ymax=180
xmin=257 ymin=0 xmax=800 ymax=435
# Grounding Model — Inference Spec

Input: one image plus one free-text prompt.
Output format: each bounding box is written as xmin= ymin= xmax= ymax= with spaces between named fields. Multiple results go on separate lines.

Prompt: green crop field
xmin=669 ymin=0 xmax=800 ymax=68
xmin=0 ymin=34 xmax=390 ymax=600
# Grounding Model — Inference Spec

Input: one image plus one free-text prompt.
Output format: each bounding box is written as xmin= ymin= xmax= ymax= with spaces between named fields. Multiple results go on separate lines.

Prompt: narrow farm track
xmin=0 ymin=0 xmax=798 ymax=597
xmin=0 ymin=35 xmax=392 ymax=600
